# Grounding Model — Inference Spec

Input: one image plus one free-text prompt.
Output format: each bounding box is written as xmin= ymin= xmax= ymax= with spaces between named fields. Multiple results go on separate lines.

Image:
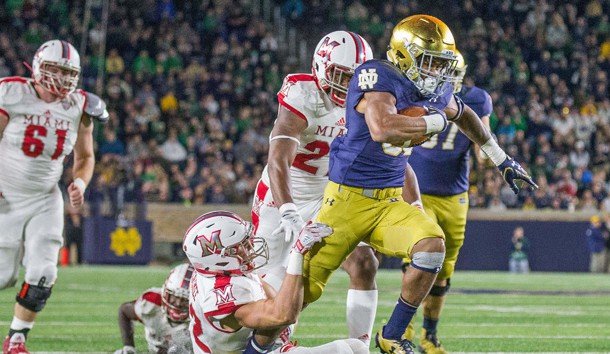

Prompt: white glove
xmin=272 ymin=203 xmax=306 ymax=243
xmin=113 ymin=346 xmax=136 ymax=354
xmin=291 ymin=222 xmax=333 ymax=255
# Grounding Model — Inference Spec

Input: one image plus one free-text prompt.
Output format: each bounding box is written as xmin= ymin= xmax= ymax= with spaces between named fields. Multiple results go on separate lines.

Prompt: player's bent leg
xmin=342 ymin=245 xmax=378 ymax=345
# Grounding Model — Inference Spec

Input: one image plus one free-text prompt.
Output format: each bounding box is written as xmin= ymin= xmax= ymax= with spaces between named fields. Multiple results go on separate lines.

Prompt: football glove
xmin=291 ymin=222 xmax=333 ymax=255
xmin=272 ymin=203 xmax=306 ymax=243
xmin=113 ymin=346 xmax=136 ymax=354
xmin=497 ymin=156 xmax=538 ymax=194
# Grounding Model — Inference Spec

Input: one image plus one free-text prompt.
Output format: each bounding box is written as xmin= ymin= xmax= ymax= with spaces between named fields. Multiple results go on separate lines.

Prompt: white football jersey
xmin=189 ymin=273 xmax=267 ymax=354
xmin=0 ymin=77 xmax=85 ymax=195
xmin=134 ymin=288 xmax=191 ymax=353
xmin=261 ymin=74 xmax=346 ymax=201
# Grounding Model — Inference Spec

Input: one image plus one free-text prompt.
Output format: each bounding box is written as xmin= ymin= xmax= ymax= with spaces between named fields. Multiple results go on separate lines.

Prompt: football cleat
xmin=375 ymin=328 xmax=415 ymax=354
xmin=3 ymin=335 xmax=30 ymax=354
xmin=417 ymin=329 xmax=447 ymax=354
xmin=404 ymin=320 xmax=416 ymax=342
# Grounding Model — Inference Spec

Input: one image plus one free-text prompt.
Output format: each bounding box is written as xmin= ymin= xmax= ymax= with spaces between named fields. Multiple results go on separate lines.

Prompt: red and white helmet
xmin=32 ymin=39 xmax=81 ymax=98
xmin=183 ymin=211 xmax=268 ymax=277
xmin=161 ymin=263 xmax=194 ymax=323
xmin=312 ymin=31 xmax=373 ymax=107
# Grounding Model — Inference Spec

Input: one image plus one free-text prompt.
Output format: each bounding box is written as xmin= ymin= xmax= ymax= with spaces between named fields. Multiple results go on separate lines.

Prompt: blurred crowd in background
xmin=3 ymin=0 xmax=610 ymax=214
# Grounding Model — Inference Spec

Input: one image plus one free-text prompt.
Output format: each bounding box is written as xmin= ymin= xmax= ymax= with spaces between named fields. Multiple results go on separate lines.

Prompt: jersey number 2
xmin=292 ymin=140 xmax=329 ymax=174
xmin=21 ymin=125 xmax=67 ymax=160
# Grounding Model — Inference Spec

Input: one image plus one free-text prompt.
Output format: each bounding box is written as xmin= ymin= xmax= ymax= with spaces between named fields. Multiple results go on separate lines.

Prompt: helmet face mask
xmin=387 ymin=15 xmax=457 ymax=97
xmin=161 ymin=263 xmax=194 ymax=323
xmin=183 ymin=211 xmax=269 ymax=277
xmin=312 ymin=31 xmax=373 ymax=107
xmin=32 ymin=40 xmax=81 ymax=98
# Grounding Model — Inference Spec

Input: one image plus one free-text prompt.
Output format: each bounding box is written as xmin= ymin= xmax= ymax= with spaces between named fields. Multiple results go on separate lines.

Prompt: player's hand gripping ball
xmin=397 ymin=106 xmax=436 ymax=147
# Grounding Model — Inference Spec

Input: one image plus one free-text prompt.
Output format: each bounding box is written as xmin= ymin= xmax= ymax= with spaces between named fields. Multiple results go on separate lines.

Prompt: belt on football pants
xmin=335 ymin=182 xmax=402 ymax=199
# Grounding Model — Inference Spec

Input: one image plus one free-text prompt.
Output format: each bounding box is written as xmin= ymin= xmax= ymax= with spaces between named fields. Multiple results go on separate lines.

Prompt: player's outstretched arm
xmin=235 ymin=222 xmax=332 ymax=331
xmin=359 ymin=91 xmax=447 ymax=146
xmin=268 ymin=106 xmax=308 ymax=242
xmin=447 ymin=96 xmax=538 ymax=193
xmin=114 ymin=300 xmax=137 ymax=354
xmin=69 ymin=114 xmax=95 ymax=207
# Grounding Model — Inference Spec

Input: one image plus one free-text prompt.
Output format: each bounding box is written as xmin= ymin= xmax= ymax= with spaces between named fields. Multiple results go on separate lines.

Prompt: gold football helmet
xmin=387 ymin=14 xmax=457 ymax=96
xmin=453 ymin=49 xmax=467 ymax=93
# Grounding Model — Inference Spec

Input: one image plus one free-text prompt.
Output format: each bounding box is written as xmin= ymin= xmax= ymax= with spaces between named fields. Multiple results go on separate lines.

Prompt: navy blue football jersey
xmin=408 ymin=85 xmax=492 ymax=196
xmin=328 ymin=59 xmax=453 ymax=188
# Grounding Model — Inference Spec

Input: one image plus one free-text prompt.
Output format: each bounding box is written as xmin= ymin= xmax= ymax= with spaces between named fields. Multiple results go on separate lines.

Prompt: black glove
xmin=497 ymin=156 xmax=538 ymax=194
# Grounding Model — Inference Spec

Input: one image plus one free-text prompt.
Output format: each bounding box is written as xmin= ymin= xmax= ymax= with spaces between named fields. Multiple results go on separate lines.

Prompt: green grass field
xmin=1 ymin=266 xmax=609 ymax=353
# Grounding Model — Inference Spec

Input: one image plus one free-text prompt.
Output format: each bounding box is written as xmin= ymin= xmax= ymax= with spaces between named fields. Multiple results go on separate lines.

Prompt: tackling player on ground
xmin=251 ymin=31 xmax=380 ymax=345
xmin=402 ymin=50 xmax=493 ymax=353
xmin=0 ymin=39 xmax=108 ymax=354
xmin=302 ymin=15 xmax=537 ymax=354
xmin=114 ymin=263 xmax=194 ymax=354
xmin=184 ymin=211 xmax=367 ymax=354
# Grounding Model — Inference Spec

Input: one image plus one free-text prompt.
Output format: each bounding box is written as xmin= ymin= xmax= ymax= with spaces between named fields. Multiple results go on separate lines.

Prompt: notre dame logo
xmin=358 ymin=69 xmax=378 ymax=90
xmin=110 ymin=227 xmax=142 ymax=256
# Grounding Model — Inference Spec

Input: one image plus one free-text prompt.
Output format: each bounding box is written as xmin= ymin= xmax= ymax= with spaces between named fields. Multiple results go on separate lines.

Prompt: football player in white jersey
xmin=114 ymin=263 xmax=194 ymax=354
xmin=251 ymin=31 xmax=379 ymax=345
xmin=184 ymin=210 xmax=367 ymax=354
xmin=0 ymin=39 xmax=107 ymax=354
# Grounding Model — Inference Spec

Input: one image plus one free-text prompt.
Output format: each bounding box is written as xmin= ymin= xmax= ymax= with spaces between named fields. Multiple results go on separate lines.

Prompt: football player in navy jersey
xmin=300 ymin=15 xmax=538 ymax=354
xmin=401 ymin=50 xmax=492 ymax=353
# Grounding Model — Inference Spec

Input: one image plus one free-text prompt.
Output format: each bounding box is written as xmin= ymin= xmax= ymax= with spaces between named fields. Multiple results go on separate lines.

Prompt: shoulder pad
xmin=83 ymin=91 xmax=109 ymax=123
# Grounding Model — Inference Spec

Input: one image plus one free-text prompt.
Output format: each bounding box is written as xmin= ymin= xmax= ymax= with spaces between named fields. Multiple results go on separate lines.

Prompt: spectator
xmin=159 ymin=128 xmax=187 ymax=164
xmin=509 ymin=226 xmax=530 ymax=273
xmin=585 ymin=215 xmax=608 ymax=273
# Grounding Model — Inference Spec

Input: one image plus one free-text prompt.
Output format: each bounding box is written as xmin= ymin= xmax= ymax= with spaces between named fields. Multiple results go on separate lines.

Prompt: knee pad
xmin=410 ymin=252 xmax=445 ymax=274
xmin=16 ymin=279 xmax=53 ymax=312
xmin=429 ymin=278 xmax=451 ymax=297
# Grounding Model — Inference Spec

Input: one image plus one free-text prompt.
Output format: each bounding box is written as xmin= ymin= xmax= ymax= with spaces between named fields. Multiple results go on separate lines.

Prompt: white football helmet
xmin=161 ymin=263 xmax=194 ymax=323
xmin=32 ymin=39 xmax=81 ymax=97
xmin=183 ymin=211 xmax=269 ymax=277
xmin=312 ymin=31 xmax=373 ymax=107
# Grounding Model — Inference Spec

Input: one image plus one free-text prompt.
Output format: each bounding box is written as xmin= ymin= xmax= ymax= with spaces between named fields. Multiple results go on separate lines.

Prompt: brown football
xmin=397 ymin=106 xmax=433 ymax=147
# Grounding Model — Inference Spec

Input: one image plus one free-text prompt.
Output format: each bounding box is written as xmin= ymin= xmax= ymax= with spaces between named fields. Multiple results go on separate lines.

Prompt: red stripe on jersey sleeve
xmin=0 ymin=77 xmax=28 ymax=85
xmin=141 ymin=291 xmax=162 ymax=306
xmin=0 ymin=108 xmax=8 ymax=119
xmin=278 ymin=98 xmax=307 ymax=121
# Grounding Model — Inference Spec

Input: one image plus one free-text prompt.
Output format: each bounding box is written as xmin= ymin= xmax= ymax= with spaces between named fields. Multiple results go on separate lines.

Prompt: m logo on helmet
xmin=196 ymin=230 xmax=223 ymax=256
xmin=316 ymin=37 xmax=340 ymax=60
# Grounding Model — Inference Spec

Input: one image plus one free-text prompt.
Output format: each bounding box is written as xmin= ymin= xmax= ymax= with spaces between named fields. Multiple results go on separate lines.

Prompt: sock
xmin=382 ymin=296 xmax=418 ymax=340
xmin=423 ymin=317 xmax=439 ymax=335
xmin=346 ymin=289 xmax=378 ymax=346
xmin=243 ymin=336 xmax=275 ymax=354
xmin=9 ymin=317 xmax=34 ymax=341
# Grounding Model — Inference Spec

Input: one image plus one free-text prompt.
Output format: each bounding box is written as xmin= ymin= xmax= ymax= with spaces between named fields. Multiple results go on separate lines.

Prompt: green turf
xmin=1 ymin=267 xmax=609 ymax=352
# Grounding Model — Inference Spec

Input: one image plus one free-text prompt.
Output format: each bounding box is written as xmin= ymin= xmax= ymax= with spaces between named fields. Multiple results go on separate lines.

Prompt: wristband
xmin=286 ymin=252 xmax=304 ymax=275
xmin=422 ymin=113 xmax=447 ymax=134
xmin=279 ymin=202 xmax=298 ymax=215
xmin=480 ymin=138 xmax=508 ymax=166
xmin=74 ymin=177 xmax=87 ymax=193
